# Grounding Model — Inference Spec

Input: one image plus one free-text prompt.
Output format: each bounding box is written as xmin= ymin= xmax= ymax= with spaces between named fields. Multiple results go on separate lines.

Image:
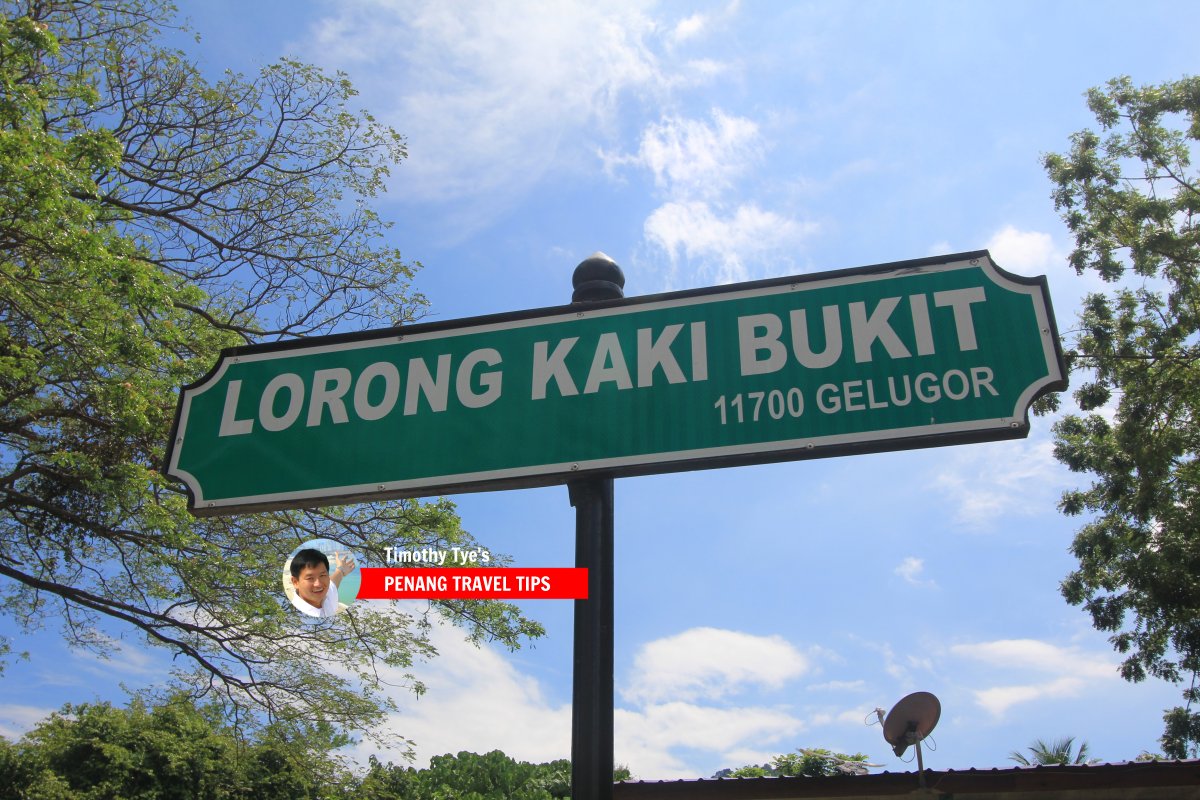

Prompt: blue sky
xmin=2 ymin=0 xmax=1198 ymax=781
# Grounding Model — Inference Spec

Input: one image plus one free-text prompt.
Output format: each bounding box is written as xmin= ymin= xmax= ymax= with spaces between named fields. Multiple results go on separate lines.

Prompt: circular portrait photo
xmin=282 ymin=539 xmax=361 ymax=619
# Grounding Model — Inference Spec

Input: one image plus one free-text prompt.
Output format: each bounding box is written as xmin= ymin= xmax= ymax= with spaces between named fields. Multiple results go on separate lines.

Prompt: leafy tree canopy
xmin=4 ymin=694 xmax=637 ymax=800
xmin=0 ymin=0 xmax=542 ymax=748
xmin=714 ymin=747 xmax=874 ymax=779
xmin=1043 ymin=74 xmax=1200 ymax=758
xmin=0 ymin=693 xmax=352 ymax=800
xmin=358 ymin=750 xmax=630 ymax=800
xmin=1008 ymin=736 xmax=1095 ymax=767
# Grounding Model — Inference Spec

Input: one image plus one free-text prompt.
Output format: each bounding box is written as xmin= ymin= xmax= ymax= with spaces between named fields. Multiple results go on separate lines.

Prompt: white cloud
xmin=932 ymin=437 xmax=1071 ymax=530
xmin=950 ymin=638 xmax=1119 ymax=717
xmin=851 ymin=638 xmax=932 ymax=686
xmin=350 ymin=617 xmax=571 ymax=767
xmin=685 ymin=58 xmax=729 ymax=79
xmin=602 ymin=107 xmax=818 ymax=288
xmin=951 ymin=638 xmax=1115 ymax=680
xmin=350 ymin=621 xmax=827 ymax=778
xmin=301 ymin=0 xmax=673 ymax=204
xmin=671 ymin=13 xmax=708 ymax=44
xmin=894 ymin=556 xmax=935 ymax=587
xmin=804 ymin=707 xmax=875 ymax=728
xmin=33 ymin=635 xmax=175 ymax=687
xmin=622 ymin=627 xmax=812 ymax=705
xmin=644 ymin=200 xmax=817 ymax=286
xmin=667 ymin=0 xmax=742 ymax=47
xmin=302 ymin=2 xmax=813 ymax=279
xmin=970 ymin=677 xmax=1085 ymax=716
xmin=808 ymin=679 xmax=867 ymax=692
xmin=985 ymin=225 xmax=1063 ymax=275
xmin=0 ymin=704 xmax=55 ymax=739
xmin=634 ymin=112 xmax=763 ymax=198
xmin=617 ymin=702 xmax=802 ymax=777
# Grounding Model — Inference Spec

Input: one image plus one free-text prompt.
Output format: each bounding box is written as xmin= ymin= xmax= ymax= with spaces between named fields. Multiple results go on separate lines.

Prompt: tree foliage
xmin=1008 ymin=736 xmax=1094 ymax=766
xmin=714 ymin=747 xmax=874 ymax=779
xmin=5 ymin=692 xmax=638 ymax=800
xmin=357 ymin=750 xmax=630 ymax=800
xmin=0 ymin=694 xmax=352 ymax=800
xmin=0 ymin=0 xmax=541 ymax=746
xmin=5 ymin=695 xmax=636 ymax=800
xmin=1043 ymin=74 xmax=1200 ymax=758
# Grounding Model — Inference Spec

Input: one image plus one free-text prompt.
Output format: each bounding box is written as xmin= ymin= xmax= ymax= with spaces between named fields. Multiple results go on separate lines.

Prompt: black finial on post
xmin=572 ymin=252 xmax=625 ymax=303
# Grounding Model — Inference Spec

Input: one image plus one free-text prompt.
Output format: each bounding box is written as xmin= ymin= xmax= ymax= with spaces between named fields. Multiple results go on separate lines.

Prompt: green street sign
xmin=166 ymin=251 xmax=1066 ymax=516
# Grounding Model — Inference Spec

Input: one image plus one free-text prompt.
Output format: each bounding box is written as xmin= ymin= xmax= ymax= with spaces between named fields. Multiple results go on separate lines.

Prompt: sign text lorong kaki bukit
xmin=165 ymin=251 xmax=1066 ymax=516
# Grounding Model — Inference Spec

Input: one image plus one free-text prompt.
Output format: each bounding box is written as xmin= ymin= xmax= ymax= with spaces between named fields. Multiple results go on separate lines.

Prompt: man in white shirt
xmin=288 ymin=548 xmax=355 ymax=618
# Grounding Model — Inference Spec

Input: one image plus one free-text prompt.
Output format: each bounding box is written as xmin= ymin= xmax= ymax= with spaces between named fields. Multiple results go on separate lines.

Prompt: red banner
xmin=357 ymin=568 xmax=588 ymax=600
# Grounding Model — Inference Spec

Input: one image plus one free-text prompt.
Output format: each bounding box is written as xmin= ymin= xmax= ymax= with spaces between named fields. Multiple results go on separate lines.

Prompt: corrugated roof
xmin=612 ymin=760 xmax=1200 ymax=799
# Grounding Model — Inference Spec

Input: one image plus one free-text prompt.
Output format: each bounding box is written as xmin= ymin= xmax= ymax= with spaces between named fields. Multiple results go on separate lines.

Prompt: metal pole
xmin=569 ymin=253 xmax=624 ymax=800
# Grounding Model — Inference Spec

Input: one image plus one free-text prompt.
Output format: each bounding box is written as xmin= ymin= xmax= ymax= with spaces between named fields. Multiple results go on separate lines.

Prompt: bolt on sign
xmin=166 ymin=251 xmax=1066 ymax=516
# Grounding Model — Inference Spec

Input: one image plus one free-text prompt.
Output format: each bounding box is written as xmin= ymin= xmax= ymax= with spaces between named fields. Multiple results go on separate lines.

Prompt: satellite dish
xmin=875 ymin=691 xmax=941 ymax=789
xmin=882 ymin=691 xmax=941 ymax=758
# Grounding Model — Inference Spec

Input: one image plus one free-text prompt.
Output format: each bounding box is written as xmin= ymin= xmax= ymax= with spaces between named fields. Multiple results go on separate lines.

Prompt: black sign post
xmin=569 ymin=254 xmax=623 ymax=800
